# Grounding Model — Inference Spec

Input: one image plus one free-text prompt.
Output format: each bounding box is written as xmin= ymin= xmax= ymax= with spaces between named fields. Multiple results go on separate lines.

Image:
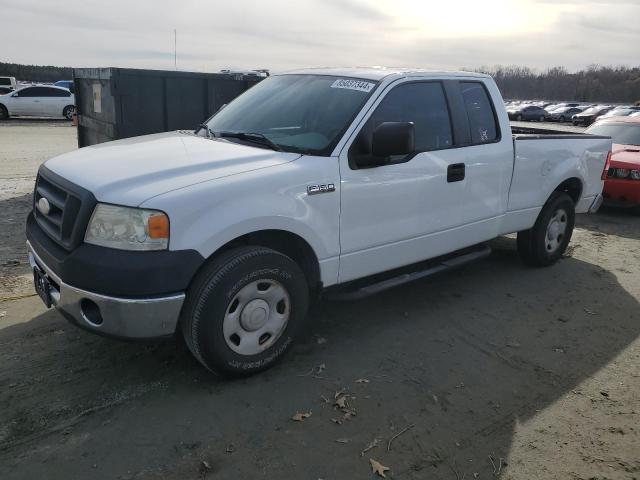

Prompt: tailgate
xmin=509 ymin=134 xmax=611 ymax=213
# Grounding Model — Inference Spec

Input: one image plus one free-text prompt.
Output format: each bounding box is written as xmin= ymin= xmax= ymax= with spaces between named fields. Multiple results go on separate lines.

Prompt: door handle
xmin=447 ymin=163 xmax=465 ymax=183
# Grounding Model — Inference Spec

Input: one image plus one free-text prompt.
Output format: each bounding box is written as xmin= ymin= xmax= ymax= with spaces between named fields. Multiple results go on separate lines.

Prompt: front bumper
xmin=28 ymin=241 xmax=185 ymax=340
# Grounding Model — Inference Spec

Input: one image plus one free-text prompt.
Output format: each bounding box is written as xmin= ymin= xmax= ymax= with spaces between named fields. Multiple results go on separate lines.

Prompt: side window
xmin=459 ymin=82 xmax=498 ymax=144
xmin=366 ymin=82 xmax=453 ymax=152
xmin=17 ymin=87 xmax=36 ymax=97
xmin=20 ymin=87 xmax=50 ymax=97
xmin=41 ymin=87 xmax=66 ymax=97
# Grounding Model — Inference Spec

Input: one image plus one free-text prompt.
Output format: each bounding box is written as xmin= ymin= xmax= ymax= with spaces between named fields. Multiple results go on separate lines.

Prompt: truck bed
xmin=508 ymin=131 xmax=611 ymax=218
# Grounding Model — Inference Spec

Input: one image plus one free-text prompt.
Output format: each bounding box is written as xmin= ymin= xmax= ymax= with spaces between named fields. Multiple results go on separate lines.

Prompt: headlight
xmin=85 ymin=204 xmax=169 ymax=250
xmin=615 ymin=168 xmax=630 ymax=179
xmin=630 ymin=170 xmax=640 ymax=180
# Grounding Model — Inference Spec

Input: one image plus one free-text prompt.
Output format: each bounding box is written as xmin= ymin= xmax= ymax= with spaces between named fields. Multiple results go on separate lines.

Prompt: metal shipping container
xmin=73 ymin=67 xmax=263 ymax=147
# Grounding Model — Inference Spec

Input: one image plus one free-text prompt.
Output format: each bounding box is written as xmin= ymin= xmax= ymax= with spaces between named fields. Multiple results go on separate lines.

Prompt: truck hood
xmin=44 ymin=131 xmax=301 ymax=206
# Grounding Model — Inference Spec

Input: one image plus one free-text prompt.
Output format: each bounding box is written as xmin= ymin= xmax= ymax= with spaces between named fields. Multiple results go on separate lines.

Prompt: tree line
xmin=0 ymin=62 xmax=73 ymax=83
xmin=2 ymin=61 xmax=640 ymax=103
xmin=472 ymin=65 xmax=640 ymax=104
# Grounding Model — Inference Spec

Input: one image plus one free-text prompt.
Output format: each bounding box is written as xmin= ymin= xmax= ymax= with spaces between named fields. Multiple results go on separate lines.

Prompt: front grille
xmin=33 ymin=167 xmax=96 ymax=251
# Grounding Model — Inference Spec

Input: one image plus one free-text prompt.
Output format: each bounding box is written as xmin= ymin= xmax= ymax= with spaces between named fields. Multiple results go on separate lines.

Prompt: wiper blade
xmin=216 ymin=131 xmax=282 ymax=151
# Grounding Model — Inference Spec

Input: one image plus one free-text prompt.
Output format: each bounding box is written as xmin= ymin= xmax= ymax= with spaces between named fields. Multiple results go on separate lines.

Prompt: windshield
xmin=586 ymin=123 xmax=640 ymax=145
xmin=204 ymin=74 xmax=378 ymax=155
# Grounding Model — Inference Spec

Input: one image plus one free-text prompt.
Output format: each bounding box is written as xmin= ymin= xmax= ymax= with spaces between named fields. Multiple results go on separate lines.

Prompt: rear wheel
xmin=517 ymin=192 xmax=575 ymax=267
xmin=516 ymin=114 xmax=523 ymax=121
xmin=559 ymin=115 xmax=566 ymax=122
xmin=0 ymin=104 xmax=8 ymax=120
xmin=539 ymin=115 xmax=545 ymax=122
xmin=63 ymin=105 xmax=75 ymax=120
xmin=180 ymin=246 xmax=309 ymax=376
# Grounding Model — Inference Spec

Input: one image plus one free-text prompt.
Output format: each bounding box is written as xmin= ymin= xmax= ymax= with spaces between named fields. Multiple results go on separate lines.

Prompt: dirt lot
xmin=0 ymin=121 xmax=638 ymax=480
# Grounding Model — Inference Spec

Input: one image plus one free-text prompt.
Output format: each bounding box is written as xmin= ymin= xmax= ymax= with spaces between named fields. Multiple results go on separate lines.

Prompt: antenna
xmin=174 ymin=29 xmax=177 ymax=70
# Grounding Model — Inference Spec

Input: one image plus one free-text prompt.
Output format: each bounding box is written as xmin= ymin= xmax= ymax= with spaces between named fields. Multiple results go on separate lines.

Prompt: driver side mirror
xmin=371 ymin=122 xmax=415 ymax=158
xmin=354 ymin=121 xmax=415 ymax=168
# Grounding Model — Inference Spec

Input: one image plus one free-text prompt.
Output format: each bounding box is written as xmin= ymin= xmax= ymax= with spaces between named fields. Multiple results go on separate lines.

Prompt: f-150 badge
xmin=307 ymin=184 xmax=336 ymax=195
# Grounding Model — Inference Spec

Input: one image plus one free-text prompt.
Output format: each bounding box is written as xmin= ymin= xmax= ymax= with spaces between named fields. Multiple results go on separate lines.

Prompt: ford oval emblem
xmin=37 ymin=197 xmax=51 ymax=216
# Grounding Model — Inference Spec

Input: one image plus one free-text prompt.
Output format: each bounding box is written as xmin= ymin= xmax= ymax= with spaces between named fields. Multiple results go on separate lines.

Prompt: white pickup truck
xmin=27 ymin=68 xmax=611 ymax=376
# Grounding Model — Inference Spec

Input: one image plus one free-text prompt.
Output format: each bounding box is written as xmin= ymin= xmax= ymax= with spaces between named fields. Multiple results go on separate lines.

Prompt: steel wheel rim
xmin=222 ymin=279 xmax=290 ymax=356
xmin=545 ymin=208 xmax=568 ymax=253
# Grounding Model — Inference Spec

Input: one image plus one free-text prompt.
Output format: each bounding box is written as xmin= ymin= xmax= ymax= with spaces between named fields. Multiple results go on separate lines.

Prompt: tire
xmin=516 ymin=114 xmax=523 ymax=121
xmin=0 ymin=104 xmax=8 ymax=120
xmin=559 ymin=116 xmax=566 ymax=122
xmin=517 ymin=191 xmax=575 ymax=267
xmin=180 ymin=246 xmax=309 ymax=376
xmin=63 ymin=105 xmax=75 ymax=120
xmin=539 ymin=116 xmax=545 ymax=122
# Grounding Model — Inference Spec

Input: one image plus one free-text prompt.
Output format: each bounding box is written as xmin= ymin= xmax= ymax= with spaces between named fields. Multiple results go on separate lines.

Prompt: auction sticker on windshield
xmin=331 ymin=79 xmax=375 ymax=92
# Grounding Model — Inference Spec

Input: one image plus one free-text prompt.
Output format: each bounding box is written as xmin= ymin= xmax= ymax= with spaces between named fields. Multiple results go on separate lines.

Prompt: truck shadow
xmin=0 ymin=238 xmax=638 ymax=479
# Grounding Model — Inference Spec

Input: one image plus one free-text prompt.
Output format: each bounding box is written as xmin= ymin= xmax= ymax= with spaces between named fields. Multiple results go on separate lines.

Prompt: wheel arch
xmin=552 ymin=177 xmax=583 ymax=204
xmin=199 ymin=229 xmax=322 ymax=292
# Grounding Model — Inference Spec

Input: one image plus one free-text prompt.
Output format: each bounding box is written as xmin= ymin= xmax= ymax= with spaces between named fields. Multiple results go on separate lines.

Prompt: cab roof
xmin=279 ymin=67 xmax=490 ymax=82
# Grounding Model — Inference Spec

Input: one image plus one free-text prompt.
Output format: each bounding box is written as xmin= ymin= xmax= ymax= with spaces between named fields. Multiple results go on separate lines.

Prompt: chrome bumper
xmin=27 ymin=241 xmax=185 ymax=339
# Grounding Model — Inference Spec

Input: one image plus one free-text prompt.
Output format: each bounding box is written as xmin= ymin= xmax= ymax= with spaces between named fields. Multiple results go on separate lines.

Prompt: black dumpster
xmin=73 ymin=68 xmax=263 ymax=147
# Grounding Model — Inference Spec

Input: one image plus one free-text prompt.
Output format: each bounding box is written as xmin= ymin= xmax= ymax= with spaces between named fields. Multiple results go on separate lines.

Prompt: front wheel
xmin=180 ymin=246 xmax=309 ymax=376
xmin=516 ymin=114 xmax=523 ymax=121
xmin=0 ymin=104 xmax=8 ymax=120
xmin=517 ymin=192 xmax=575 ymax=267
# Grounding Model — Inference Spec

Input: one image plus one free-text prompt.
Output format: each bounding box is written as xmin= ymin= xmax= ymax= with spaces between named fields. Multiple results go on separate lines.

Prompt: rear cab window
xmin=458 ymin=81 xmax=499 ymax=144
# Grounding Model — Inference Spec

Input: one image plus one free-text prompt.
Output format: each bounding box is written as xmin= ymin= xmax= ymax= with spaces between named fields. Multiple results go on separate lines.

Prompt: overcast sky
xmin=1 ymin=0 xmax=638 ymax=73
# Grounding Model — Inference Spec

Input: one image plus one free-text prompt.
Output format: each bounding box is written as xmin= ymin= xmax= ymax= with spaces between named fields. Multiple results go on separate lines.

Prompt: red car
xmin=586 ymin=116 xmax=640 ymax=211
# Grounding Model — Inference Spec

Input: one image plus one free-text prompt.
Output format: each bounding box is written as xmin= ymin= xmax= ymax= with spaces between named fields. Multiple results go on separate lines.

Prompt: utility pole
xmin=174 ymin=29 xmax=177 ymax=70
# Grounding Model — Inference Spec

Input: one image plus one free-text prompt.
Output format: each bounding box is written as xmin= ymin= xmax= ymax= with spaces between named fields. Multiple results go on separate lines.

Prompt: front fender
xmin=141 ymin=157 xmax=341 ymax=285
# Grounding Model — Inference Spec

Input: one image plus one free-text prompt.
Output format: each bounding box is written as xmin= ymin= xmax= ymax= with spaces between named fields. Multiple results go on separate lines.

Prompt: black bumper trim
xmin=26 ymin=212 xmax=205 ymax=297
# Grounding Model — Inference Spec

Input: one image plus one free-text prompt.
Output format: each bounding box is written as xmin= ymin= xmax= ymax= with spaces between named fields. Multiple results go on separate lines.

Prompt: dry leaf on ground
xmin=369 ymin=458 xmax=390 ymax=478
xmin=291 ymin=411 xmax=312 ymax=422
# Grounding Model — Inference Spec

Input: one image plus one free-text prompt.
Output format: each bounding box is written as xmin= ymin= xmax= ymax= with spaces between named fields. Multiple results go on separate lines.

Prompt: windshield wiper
xmin=215 ymin=131 xmax=282 ymax=152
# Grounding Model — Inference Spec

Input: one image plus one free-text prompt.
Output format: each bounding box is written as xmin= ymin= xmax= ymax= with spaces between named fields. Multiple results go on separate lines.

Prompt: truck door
xmin=338 ymin=79 xmax=468 ymax=283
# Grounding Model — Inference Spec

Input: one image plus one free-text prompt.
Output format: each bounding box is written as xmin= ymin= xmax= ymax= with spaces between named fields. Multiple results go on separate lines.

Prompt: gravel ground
xmin=0 ymin=121 xmax=638 ymax=480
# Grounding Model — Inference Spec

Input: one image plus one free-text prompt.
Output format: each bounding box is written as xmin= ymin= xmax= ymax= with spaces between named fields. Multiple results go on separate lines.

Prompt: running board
xmin=327 ymin=244 xmax=492 ymax=301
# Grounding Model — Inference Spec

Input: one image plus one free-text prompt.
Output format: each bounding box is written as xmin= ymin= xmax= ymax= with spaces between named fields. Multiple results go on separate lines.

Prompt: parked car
xmin=507 ymin=104 xmax=548 ymax=121
xmin=599 ymin=107 xmax=640 ymax=119
xmin=546 ymin=102 xmax=580 ymax=113
xmin=0 ymin=85 xmax=75 ymax=120
xmin=631 ymin=112 xmax=640 ymax=118
xmin=26 ymin=68 xmax=610 ymax=376
xmin=549 ymin=106 xmax=583 ymax=122
xmin=572 ymin=106 xmax=613 ymax=126
xmin=53 ymin=80 xmax=74 ymax=93
xmin=0 ymin=76 xmax=17 ymax=95
xmin=586 ymin=117 xmax=640 ymax=210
